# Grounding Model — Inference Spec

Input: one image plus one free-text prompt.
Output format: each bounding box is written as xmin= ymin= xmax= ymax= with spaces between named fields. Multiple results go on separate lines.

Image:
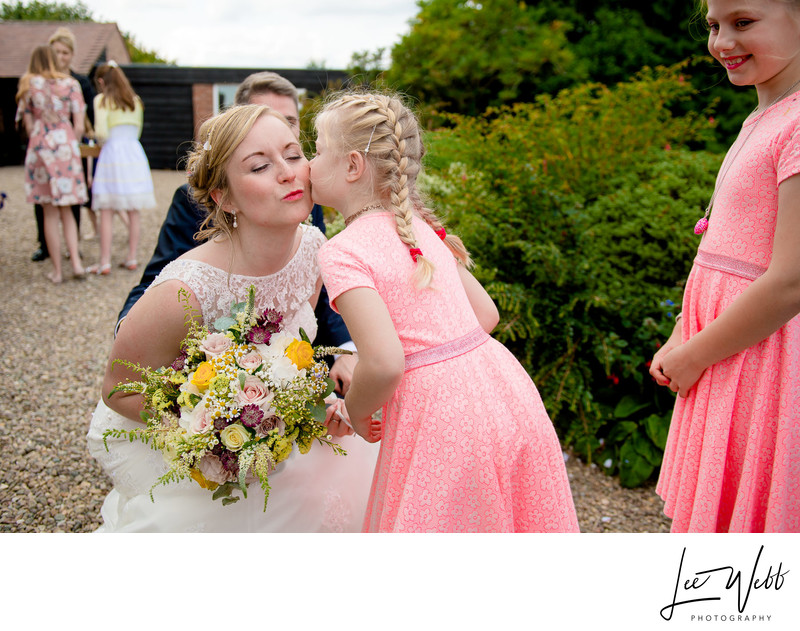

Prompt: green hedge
xmin=420 ymin=65 xmax=722 ymax=486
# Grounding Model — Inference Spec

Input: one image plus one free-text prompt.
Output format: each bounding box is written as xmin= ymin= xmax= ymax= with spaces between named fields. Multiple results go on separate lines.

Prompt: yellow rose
xmin=190 ymin=468 xmax=219 ymax=490
xmin=285 ymin=339 xmax=314 ymax=370
xmin=220 ymin=423 xmax=250 ymax=452
xmin=190 ymin=362 xmax=217 ymax=391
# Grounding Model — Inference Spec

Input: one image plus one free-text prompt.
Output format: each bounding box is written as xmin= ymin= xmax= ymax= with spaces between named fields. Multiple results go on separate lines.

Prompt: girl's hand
xmin=659 ymin=344 xmax=707 ymax=398
xmin=649 ymin=321 xmax=683 ymax=387
xmin=351 ymin=409 xmax=382 ymax=443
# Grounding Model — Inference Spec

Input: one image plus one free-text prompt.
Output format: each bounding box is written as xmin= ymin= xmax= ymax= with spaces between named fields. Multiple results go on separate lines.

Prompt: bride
xmin=86 ymin=104 xmax=378 ymax=532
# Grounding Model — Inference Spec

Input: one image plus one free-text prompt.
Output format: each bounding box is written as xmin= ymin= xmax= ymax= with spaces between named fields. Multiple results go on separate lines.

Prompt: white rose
xmin=220 ymin=423 xmax=250 ymax=451
xmin=268 ymin=355 xmax=302 ymax=387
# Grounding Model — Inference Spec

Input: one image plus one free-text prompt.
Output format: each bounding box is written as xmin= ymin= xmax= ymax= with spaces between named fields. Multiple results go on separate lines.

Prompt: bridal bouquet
xmin=105 ymin=286 xmax=348 ymax=510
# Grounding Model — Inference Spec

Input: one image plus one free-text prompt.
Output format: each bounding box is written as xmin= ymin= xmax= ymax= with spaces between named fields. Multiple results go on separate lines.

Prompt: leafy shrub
xmin=420 ymin=65 xmax=722 ymax=486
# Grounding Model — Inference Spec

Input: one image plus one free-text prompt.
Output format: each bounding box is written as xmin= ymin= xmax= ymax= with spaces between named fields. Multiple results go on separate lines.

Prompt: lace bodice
xmin=150 ymin=224 xmax=324 ymax=340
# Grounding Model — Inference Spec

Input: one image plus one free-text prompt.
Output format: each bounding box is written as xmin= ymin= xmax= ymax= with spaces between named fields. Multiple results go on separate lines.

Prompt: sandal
xmin=87 ymin=263 xmax=111 ymax=276
xmin=119 ymin=260 xmax=138 ymax=271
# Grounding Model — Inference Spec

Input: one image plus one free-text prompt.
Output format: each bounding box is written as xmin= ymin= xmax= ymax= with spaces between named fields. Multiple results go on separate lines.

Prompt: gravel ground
xmin=0 ymin=165 xmax=670 ymax=533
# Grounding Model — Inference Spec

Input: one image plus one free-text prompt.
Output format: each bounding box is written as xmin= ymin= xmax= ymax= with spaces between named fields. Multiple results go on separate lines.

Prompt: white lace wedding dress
xmin=86 ymin=225 xmax=379 ymax=532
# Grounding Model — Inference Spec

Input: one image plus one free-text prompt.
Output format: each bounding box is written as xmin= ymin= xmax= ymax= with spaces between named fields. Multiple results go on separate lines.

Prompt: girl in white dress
xmin=89 ymin=61 xmax=156 ymax=275
xmin=86 ymin=104 xmax=378 ymax=532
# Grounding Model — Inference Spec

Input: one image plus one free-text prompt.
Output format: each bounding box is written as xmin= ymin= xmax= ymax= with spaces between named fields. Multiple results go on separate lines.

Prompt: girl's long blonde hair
xmin=315 ymin=91 xmax=471 ymax=289
xmin=16 ymin=46 xmax=66 ymax=103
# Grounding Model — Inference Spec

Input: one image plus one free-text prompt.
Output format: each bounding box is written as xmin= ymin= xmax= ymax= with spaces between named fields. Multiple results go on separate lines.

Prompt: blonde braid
xmin=414 ymin=203 xmax=472 ymax=268
xmin=318 ymin=91 xmax=456 ymax=287
xmin=372 ymin=99 xmax=432 ymax=288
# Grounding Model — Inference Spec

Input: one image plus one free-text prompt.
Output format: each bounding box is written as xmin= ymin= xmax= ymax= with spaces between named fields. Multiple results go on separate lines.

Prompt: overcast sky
xmin=64 ymin=0 xmax=420 ymax=69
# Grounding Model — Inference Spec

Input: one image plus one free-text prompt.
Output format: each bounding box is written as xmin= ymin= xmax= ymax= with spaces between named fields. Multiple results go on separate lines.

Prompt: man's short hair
xmin=234 ymin=71 xmax=299 ymax=109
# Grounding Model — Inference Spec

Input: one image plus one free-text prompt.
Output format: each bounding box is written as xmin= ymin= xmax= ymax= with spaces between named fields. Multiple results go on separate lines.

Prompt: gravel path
xmin=0 ymin=165 xmax=670 ymax=533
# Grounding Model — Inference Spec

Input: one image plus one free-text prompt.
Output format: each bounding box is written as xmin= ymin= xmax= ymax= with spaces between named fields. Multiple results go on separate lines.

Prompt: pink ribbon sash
xmin=404 ymin=326 xmax=489 ymax=372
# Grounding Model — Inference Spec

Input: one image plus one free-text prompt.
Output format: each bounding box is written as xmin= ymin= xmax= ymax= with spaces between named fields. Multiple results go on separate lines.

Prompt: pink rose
xmin=197 ymin=454 xmax=231 ymax=485
xmin=180 ymin=397 xmax=214 ymax=435
xmin=189 ymin=401 xmax=214 ymax=435
xmin=238 ymin=351 xmax=263 ymax=371
xmin=200 ymin=332 xmax=233 ymax=358
xmin=255 ymin=413 xmax=280 ymax=438
xmin=235 ymin=375 xmax=273 ymax=408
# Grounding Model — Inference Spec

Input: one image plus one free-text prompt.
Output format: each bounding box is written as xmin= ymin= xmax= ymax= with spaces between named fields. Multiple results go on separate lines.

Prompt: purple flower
xmin=214 ymin=417 xmax=231 ymax=431
xmin=220 ymin=450 xmax=240 ymax=476
xmin=171 ymin=351 xmax=188 ymax=371
xmin=245 ymin=326 xmax=272 ymax=345
xmin=260 ymin=309 xmax=283 ymax=327
xmin=239 ymin=404 xmax=264 ymax=428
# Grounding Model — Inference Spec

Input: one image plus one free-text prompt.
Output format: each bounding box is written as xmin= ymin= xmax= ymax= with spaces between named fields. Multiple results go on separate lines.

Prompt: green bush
xmin=420 ymin=65 xmax=722 ymax=486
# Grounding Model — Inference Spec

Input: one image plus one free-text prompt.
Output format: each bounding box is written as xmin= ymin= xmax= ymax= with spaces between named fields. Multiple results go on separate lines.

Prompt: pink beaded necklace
xmin=694 ymin=78 xmax=800 ymax=235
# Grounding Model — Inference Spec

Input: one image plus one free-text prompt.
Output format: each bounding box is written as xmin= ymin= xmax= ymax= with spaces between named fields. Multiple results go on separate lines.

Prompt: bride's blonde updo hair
xmin=186 ymin=104 xmax=285 ymax=242
xmin=315 ymin=91 xmax=471 ymax=289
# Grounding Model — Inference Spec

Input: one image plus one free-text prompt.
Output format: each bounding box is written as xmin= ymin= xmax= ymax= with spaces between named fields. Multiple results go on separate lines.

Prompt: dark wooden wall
xmin=1 ymin=78 xmax=26 ymax=166
xmin=125 ymin=65 xmax=348 ymax=171
xmin=1 ymin=65 xmax=347 ymax=169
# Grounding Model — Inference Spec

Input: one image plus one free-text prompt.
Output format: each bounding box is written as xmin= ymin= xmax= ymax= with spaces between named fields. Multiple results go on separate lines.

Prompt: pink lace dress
xmin=656 ymin=93 xmax=800 ymax=532
xmin=319 ymin=213 xmax=579 ymax=532
xmin=19 ymin=75 xmax=88 ymax=206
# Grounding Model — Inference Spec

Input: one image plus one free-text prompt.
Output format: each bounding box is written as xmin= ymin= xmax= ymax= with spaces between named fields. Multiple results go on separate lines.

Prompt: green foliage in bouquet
xmin=421 ymin=64 xmax=723 ymax=486
xmin=104 ymin=287 xmax=349 ymax=509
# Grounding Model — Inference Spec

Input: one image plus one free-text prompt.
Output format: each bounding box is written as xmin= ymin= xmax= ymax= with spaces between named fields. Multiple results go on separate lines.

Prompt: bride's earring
xmin=232 ymin=209 xmax=238 ymax=229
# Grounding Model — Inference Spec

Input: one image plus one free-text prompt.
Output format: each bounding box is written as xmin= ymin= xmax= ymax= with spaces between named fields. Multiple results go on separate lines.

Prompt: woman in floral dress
xmin=16 ymin=45 xmax=87 ymax=283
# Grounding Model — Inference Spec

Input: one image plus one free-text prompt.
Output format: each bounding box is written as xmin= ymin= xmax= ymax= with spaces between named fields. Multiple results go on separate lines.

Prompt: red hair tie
xmin=435 ymin=228 xmax=446 ymax=240
xmin=409 ymin=247 xmax=423 ymax=262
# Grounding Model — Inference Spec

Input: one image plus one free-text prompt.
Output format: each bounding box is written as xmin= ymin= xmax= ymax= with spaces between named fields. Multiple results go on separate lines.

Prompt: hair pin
xmin=364 ymin=123 xmax=378 ymax=154
xmin=107 ymin=59 xmax=118 ymax=68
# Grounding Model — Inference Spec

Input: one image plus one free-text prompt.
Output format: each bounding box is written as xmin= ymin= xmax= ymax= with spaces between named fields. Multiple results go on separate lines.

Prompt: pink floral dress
xmin=20 ymin=75 xmax=88 ymax=206
xmin=656 ymin=93 xmax=800 ymax=532
xmin=319 ymin=213 xmax=579 ymax=532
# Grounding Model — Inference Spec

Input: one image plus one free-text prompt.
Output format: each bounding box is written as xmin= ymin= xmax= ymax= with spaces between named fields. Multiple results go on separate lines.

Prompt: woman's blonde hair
xmin=95 ymin=62 xmax=138 ymax=112
xmin=16 ymin=46 xmax=66 ymax=103
xmin=48 ymin=26 xmax=76 ymax=53
xmin=315 ymin=91 xmax=471 ymax=289
xmin=186 ymin=104 xmax=286 ymax=242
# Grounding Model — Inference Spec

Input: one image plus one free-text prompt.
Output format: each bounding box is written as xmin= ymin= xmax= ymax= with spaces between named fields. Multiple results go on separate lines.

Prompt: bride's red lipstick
xmin=283 ymin=189 xmax=304 ymax=201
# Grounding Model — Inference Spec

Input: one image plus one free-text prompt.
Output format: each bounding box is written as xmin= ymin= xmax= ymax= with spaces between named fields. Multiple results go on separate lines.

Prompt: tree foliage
xmin=385 ymin=0 xmax=580 ymax=118
xmin=419 ymin=65 xmax=719 ymax=486
xmin=371 ymin=0 xmax=751 ymax=146
xmin=1 ymin=0 xmax=92 ymax=20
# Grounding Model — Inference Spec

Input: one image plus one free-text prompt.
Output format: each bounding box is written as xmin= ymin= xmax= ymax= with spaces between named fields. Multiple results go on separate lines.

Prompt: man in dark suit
xmin=116 ymin=72 xmax=357 ymax=393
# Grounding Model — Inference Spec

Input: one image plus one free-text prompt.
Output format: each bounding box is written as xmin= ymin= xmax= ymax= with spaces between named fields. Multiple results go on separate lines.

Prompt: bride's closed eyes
xmin=248 ymin=151 xmax=305 ymax=174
